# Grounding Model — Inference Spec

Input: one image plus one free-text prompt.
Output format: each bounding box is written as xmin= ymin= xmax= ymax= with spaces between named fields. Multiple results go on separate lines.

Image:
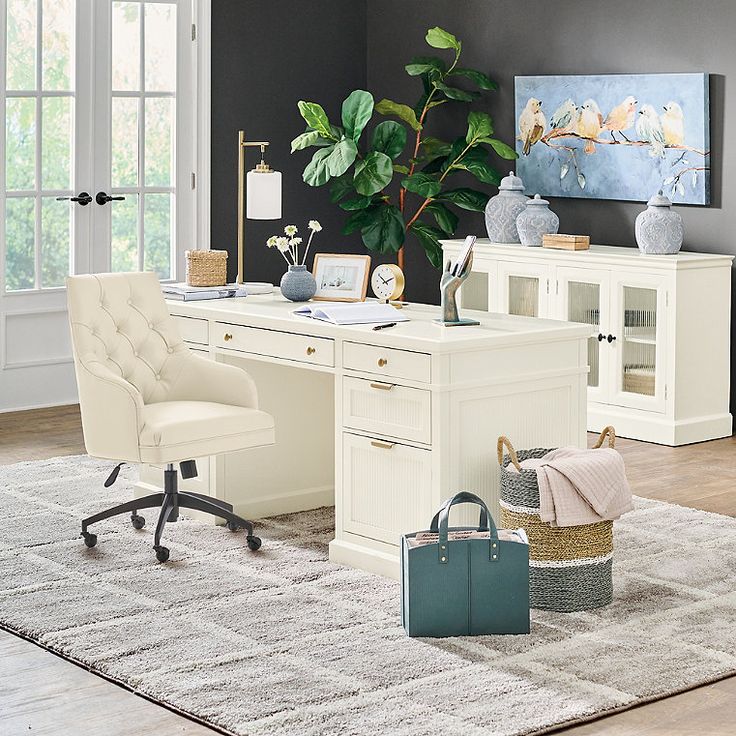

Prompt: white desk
xmin=136 ymin=294 xmax=591 ymax=578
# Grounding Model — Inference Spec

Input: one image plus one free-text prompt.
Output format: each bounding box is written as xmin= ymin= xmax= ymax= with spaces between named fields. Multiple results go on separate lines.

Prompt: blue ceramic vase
xmin=280 ymin=265 xmax=316 ymax=302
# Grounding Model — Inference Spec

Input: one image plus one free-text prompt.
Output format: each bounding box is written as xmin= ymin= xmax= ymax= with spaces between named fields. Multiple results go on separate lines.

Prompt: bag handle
xmin=429 ymin=498 xmax=488 ymax=534
xmin=497 ymin=436 xmax=522 ymax=471
xmin=436 ymin=492 xmax=499 ymax=565
xmin=592 ymin=425 xmax=616 ymax=449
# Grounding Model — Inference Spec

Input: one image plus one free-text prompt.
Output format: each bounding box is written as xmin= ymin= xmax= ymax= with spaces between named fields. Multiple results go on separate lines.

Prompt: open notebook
xmin=294 ymin=302 xmax=409 ymax=325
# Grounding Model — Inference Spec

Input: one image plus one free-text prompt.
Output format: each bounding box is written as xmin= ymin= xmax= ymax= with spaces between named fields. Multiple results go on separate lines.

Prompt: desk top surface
xmin=167 ymin=293 xmax=590 ymax=354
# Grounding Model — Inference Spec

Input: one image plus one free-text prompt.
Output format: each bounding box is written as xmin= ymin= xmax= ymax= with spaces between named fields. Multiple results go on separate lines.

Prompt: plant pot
xmin=280 ymin=265 xmax=316 ymax=302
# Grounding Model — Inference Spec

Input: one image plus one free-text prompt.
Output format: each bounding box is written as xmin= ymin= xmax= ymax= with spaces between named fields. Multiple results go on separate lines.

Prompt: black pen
xmin=372 ymin=322 xmax=397 ymax=331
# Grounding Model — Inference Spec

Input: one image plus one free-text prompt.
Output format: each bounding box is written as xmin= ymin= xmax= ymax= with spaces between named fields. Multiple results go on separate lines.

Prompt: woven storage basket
xmin=185 ymin=249 xmax=228 ymax=287
xmin=497 ymin=427 xmax=616 ymax=612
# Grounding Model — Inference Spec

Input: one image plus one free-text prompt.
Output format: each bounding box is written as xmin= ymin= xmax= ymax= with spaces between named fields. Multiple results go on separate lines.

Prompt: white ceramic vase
xmin=516 ymin=194 xmax=560 ymax=247
xmin=484 ymin=171 xmax=529 ymax=244
xmin=635 ymin=191 xmax=684 ymax=255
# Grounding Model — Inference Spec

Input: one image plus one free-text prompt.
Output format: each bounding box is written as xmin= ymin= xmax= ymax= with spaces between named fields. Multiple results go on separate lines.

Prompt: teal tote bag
xmin=401 ymin=492 xmax=530 ymax=637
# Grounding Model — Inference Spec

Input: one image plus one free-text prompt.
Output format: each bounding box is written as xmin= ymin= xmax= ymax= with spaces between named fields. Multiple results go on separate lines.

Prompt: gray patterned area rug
xmin=2 ymin=456 xmax=736 ymax=736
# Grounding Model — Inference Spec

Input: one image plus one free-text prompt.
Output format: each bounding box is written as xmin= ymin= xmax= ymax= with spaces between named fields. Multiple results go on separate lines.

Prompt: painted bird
xmin=577 ymin=99 xmax=603 ymax=154
xmin=549 ymin=98 xmax=577 ymax=133
xmin=636 ymin=104 xmax=666 ymax=157
xmin=603 ymin=95 xmax=637 ymax=142
xmin=661 ymin=101 xmax=685 ymax=146
xmin=519 ymin=98 xmax=546 ymax=155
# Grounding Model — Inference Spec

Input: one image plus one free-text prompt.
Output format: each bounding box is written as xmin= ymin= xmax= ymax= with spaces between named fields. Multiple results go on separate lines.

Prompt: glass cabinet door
xmin=498 ymin=262 xmax=550 ymax=318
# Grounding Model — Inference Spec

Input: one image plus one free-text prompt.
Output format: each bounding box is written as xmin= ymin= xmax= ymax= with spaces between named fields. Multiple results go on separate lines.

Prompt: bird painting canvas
xmin=514 ymin=73 xmax=710 ymax=204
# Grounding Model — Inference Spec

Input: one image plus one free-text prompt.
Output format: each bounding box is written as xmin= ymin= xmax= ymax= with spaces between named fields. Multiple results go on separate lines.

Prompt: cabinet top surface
xmin=167 ymin=293 xmax=591 ymax=353
xmin=441 ymin=239 xmax=734 ymax=267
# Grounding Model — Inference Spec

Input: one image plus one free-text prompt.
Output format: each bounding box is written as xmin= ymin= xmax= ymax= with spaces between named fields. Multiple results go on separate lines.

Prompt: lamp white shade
xmin=246 ymin=169 xmax=282 ymax=220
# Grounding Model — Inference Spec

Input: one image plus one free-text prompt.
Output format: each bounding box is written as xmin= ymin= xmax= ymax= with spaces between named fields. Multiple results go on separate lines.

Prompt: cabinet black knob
xmin=607 ymin=334 xmax=617 ymax=343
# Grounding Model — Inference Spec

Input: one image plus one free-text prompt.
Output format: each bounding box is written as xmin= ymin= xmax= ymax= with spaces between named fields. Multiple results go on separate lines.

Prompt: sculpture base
xmin=434 ymin=318 xmax=481 ymax=327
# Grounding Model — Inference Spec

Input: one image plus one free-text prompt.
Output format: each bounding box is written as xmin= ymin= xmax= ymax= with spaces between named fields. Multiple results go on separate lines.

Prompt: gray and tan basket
xmin=497 ymin=427 xmax=616 ymax=612
xmin=185 ymin=249 xmax=228 ymax=287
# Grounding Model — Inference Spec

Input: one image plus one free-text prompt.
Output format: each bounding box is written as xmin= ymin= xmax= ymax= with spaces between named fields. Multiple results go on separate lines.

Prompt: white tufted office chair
xmin=66 ymin=272 xmax=275 ymax=562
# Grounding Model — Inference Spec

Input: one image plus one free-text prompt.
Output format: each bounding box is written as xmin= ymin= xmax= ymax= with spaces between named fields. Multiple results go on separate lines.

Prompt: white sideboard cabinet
xmin=442 ymin=239 xmax=734 ymax=446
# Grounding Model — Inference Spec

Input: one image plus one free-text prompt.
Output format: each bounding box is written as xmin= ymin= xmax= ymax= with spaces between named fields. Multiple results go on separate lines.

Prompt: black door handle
xmin=597 ymin=333 xmax=605 ymax=342
xmin=96 ymin=191 xmax=126 ymax=205
xmin=56 ymin=191 xmax=93 ymax=206
xmin=607 ymin=334 xmax=617 ymax=343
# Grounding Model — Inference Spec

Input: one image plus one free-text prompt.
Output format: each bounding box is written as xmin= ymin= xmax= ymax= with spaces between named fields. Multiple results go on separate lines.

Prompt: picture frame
xmin=312 ymin=254 xmax=371 ymax=302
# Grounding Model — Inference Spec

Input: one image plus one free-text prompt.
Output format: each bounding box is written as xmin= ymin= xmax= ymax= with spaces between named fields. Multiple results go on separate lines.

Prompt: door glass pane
xmin=5 ymin=197 xmax=36 ymax=290
xmin=508 ymin=275 xmax=539 ymax=317
xmin=144 ymin=3 xmax=176 ymax=92
xmin=111 ymin=97 xmax=138 ymax=187
xmin=42 ymin=97 xmax=73 ymax=189
xmin=145 ymin=97 xmax=173 ymax=186
xmin=6 ymin=0 xmax=37 ymax=90
xmin=5 ymin=97 xmax=36 ymax=190
xmin=112 ymin=194 xmax=139 ymax=271
xmin=41 ymin=196 xmax=70 ymax=287
xmin=568 ymin=281 xmax=600 ymax=388
xmin=144 ymin=193 xmax=172 ymax=279
xmin=621 ymin=286 xmax=657 ymax=397
xmin=42 ymin=0 xmax=74 ymax=90
xmin=112 ymin=2 xmax=140 ymax=91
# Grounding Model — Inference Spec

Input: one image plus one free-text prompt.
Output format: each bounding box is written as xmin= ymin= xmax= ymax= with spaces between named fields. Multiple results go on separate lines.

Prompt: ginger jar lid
xmin=498 ymin=170 xmax=525 ymax=192
xmin=647 ymin=189 xmax=672 ymax=208
xmin=526 ymin=193 xmax=550 ymax=207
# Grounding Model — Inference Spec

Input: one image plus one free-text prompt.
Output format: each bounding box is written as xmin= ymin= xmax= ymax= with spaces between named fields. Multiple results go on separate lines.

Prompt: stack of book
xmin=161 ymin=283 xmax=249 ymax=301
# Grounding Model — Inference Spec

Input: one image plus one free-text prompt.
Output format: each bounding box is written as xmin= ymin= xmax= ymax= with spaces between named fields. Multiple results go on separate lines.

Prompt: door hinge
xmin=546 ymin=279 xmax=550 ymax=294
xmin=664 ymin=384 xmax=668 ymax=401
xmin=191 ymin=172 xmax=196 ymax=190
xmin=191 ymin=23 xmax=197 ymax=41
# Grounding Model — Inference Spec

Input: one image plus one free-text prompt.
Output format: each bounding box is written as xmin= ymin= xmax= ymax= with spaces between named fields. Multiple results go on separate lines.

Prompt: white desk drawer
xmin=215 ymin=322 xmax=334 ymax=367
xmin=343 ymin=342 xmax=431 ymax=383
xmin=342 ymin=433 xmax=433 ymax=546
xmin=173 ymin=315 xmax=209 ymax=345
xmin=342 ymin=377 xmax=431 ymax=444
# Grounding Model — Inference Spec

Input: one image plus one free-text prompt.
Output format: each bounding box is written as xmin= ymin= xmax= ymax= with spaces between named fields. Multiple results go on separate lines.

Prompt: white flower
xmin=289 ymin=237 xmax=303 ymax=247
xmin=308 ymin=220 xmax=322 ymax=232
xmin=284 ymin=224 xmax=298 ymax=236
xmin=275 ymin=236 xmax=290 ymax=253
xmin=266 ymin=235 xmax=278 ymax=248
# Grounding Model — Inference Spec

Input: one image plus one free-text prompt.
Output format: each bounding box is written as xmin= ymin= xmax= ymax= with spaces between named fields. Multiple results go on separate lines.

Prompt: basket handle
xmin=592 ymin=425 xmax=616 ymax=449
xmin=497 ymin=436 xmax=522 ymax=471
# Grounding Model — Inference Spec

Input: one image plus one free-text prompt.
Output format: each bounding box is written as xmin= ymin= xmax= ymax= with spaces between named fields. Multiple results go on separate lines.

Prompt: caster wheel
xmin=226 ymin=520 xmax=241 ymax=532
xmin=154 ymin=545 xmax=170 ymax=563
xmin=131 ymin=514 xmax=145 ymax=530
xmin=246 ymin=536 xmax=262 ymax=551
xmin=82 ymin=532 xmax=97 ymax=548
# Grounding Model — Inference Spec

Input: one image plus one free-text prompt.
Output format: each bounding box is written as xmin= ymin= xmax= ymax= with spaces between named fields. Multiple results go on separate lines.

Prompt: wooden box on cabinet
xmin=442 ymin=238 xmax=734 ymax=446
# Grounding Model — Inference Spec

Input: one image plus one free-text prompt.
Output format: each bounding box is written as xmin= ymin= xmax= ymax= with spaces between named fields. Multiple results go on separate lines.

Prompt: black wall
xmin=211 ymin=0 xmax=367 ymax=285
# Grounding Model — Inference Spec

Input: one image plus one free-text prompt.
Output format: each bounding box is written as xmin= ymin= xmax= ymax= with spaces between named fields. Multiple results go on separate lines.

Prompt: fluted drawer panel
xmin=343 ymin=433 xmax=432 ymax=546
xmin=342 ymin=377 xmax=431 ymax=444
xmin=172 ymin=315 xmax=209 ymax=345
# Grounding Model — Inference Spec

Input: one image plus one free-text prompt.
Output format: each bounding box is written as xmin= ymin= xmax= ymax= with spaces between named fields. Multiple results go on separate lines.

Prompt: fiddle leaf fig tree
xmin=291 ymin=26 xmax=517 ymax=269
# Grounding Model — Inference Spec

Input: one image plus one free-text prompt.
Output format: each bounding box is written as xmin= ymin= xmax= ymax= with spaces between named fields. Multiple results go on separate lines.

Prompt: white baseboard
xmin=329 ymin=539 xmax=400 ymax=580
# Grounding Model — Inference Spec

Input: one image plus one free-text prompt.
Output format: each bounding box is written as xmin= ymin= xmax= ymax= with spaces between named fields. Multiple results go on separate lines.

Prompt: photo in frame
xmin=312 ymin=254 xmax=371 ymax=302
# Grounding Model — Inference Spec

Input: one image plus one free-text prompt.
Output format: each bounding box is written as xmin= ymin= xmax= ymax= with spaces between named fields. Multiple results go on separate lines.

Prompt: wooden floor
xmin=1 ymin=405 xmax=735 ymax=736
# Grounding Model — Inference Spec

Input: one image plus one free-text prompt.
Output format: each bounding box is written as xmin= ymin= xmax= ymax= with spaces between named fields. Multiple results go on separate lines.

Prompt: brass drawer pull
xmin=306 ymin=346 xmax=316 ymax=356
xmin=223 ymin=333 xmax=233 ymax=342
xmin=370 ymin=382 xmax=394 ymax=391
xmin=377 ymin=357 xmax=388 ymax=367
xmin=371 ymin=440 xmax=395 ymax=450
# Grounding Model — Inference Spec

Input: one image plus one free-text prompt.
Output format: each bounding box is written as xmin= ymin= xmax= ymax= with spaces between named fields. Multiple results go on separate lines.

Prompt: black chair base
xmin=81 ymin=464 xmax=261 ymax=561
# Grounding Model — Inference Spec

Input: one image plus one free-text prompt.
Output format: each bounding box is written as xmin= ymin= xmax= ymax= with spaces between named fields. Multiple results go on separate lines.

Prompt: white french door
xmin=1 ymin=0 xmax=199 ymax=411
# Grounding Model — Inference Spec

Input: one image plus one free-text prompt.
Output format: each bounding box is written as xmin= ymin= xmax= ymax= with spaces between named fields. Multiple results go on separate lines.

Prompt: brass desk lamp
xmin=237 ymin=131 xmax=282 ymax=286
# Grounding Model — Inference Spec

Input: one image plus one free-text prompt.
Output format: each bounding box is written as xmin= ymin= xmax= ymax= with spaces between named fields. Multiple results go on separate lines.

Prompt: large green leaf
xmin=343 ymin=205 xmax=379 ymax=235
xmin=466 ymin=111 xmax=494 ymax=145
xmin=438 ymin=188 xmax=489 ymax=211
xmin=401 ymin=172 xmax=442 ymax=198
xmin=484 ymin=138 xmax=518 ymax=160
xmin=442 ymin=136 xmax=470 ymax=172
xmin=326 ymin=137 xmax=358 ymax=177
xmin=419 ymin=136 xmax=451 ymax=163
xmin=341 ymin=90 xmax=374 ymax=142
xmin=371 ymin=121 xmax=407 ymax=160
xmin=434 ymin=81 xmax=478 ymax=102
xmin=297 ymin=101 xmax=333 ymax=140
xmin=393 ymin=163 xmax=410 ymax=174
xmin=451 ymin=147 xmax=501 ymax=185
xmin=375 ymin=98 xmax=422 ymax=132
xmin=330 ymin=174 xmax=354 ymax=203
xmin=360 ymin=204 xmax=406 ymax=254
xmin=405 ymin=56 xmax=446 ymax=76
xmin=290 ymin=129 xmax=331 ymax=153
xmin=449 ymin=67 xmax=498 ymax=90
xmin=410 ymin=221 xmax=445 ymax=268
xmin=353 ymin=151 xmax=394 ymax=196
xmin=424 ymin=201 xmax=459 ymax=235
xmin=425 ymin=27 xmax=460 ymax=51
xmin=302 ymin=146 xmax=334 ymax=186
xmin=339 ymin=195 xmax=374 ymax=211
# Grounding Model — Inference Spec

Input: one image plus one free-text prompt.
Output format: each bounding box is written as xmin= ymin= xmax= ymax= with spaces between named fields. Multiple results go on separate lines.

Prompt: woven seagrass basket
xmin=497 ymin=427 xmax=616 ymax=612
xmin=185 ymin=249 xmax=228 ymax=287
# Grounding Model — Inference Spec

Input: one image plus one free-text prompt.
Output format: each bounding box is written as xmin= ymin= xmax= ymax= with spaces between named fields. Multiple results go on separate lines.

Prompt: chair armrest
xmin=76 ymin=358 xmax=145 ymax=462
xmin=165 ymin=352 xmax=260 ymax=409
